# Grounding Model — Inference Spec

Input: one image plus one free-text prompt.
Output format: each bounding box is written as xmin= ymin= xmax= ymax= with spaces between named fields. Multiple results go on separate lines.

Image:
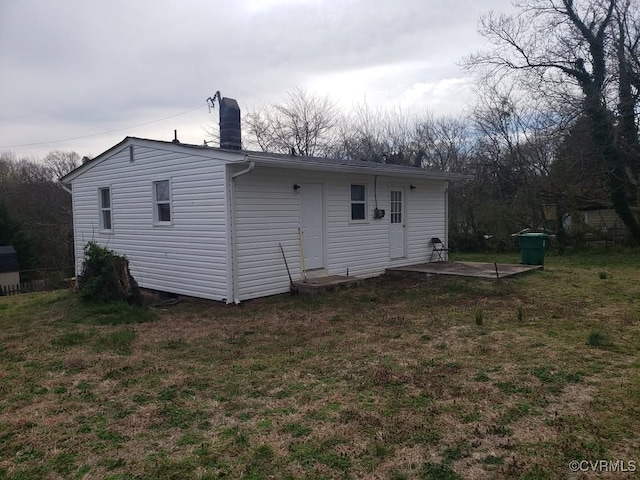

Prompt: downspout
xmin=232 ymin=161 xmax=255 ymax=181
xmin=228 ymin=160 xmax=255 ymax=304
xmin=58 ymin=180 xmax=78 ymax=277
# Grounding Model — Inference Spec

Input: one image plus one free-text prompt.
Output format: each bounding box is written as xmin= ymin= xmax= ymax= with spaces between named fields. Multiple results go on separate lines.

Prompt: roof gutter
xmin=245 ymin=154 xmax=469 ymax=181
xmin=58 ymin=181 xmax=72 ymax=194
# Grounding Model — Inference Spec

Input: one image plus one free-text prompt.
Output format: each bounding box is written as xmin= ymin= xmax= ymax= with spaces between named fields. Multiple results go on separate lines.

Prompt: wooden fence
xmin=1 ymin=280 xmax=47 ymax=296
xmin=0 ymin=267 xmax=74 ymax=297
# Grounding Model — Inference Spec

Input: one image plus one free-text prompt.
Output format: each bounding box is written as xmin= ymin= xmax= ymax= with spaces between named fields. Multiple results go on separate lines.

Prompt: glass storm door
xmin=389 ymin=188 xmax=406 ymax=259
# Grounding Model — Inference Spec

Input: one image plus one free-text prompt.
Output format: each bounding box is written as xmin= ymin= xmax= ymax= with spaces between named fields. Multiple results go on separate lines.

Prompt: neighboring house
xmin=543 ymin=203 xmax=623 ymax=233
xmin=0 ymin=246 xmax=20 ymax=293
xmin=579 ymin=207 xmax=622 ymax=231
xmin=61 ymin=98 xmax=462 ymax=303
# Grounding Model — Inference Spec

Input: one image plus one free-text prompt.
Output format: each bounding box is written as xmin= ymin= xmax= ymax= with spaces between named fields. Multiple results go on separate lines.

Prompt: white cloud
xmin=308 ymin=61 xmax=472 ymax=116
xmin=242 ymin=0 xmax=320 ymax=12
xmin=0 ymin=0 xmax=516 ymax=158
xmin=400 ymin=77 xmax=473 ymax=115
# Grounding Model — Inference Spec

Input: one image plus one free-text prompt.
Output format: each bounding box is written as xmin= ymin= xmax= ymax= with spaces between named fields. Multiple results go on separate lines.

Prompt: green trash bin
xmin=518 ymin=233 xmax=549 ymax=265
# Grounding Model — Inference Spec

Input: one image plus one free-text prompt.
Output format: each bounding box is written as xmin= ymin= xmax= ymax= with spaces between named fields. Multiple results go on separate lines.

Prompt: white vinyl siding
xmin=406 ymin=182 xmax=447 ymax=262
xmin=233 ymin=167 xmax=447 ymax=300
xmin=71 ymin=141 xmax=231 ymax=301
xmin=233 ymin=167 xmax=301 ymax=301
xmin=582 ymin=209 xmax=622 ymax=230
xmin=70 ymin=138 xmax=449 ymax=303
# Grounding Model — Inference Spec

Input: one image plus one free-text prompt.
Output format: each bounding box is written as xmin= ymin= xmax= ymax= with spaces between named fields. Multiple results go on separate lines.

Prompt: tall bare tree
xmin=464 ymin=0 xmax=640 ymax=243
xmin=43 ymin=150 xmax=80 ymax=182
xmin=411 ymin=114 xmax=474 ymax=172
xmin=333 ymin=102 xmax=412 ymax=164
xmin=243 ymin=88 xmax=340 ymax=157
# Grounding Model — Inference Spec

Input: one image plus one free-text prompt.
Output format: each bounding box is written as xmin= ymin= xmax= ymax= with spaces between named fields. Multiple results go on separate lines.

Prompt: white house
xmin=62 ymin=99 xmax=462 ymax=303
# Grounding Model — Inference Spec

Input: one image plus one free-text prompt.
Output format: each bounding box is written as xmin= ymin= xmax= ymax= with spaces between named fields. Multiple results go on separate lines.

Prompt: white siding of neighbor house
xmin=583 ymin=209 xmax=622 ymax=230
xmin=233 ymin=166 xmax=447 ymax=301
xmin=0 ymin=271 xmax=20 ymax=291
xmin=71 ymin=143 xmax=230 ymax=301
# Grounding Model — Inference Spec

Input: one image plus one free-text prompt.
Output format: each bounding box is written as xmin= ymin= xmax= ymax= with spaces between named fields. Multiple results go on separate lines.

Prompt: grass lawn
xmin=1 ymin=251 xmax=639 ymax=479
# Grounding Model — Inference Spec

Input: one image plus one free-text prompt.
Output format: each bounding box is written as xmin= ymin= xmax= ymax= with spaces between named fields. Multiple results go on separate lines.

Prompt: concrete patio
xmin=386 ymin=261 xmax=543 ymax=280
xmin=291 ymin=261 xmax=541 ymax=295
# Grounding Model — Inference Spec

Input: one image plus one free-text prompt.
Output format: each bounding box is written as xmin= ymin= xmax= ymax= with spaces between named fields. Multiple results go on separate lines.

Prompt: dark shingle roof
xmin=0 ymin=246 xmax=19 ymax=273
xmin=62 ymin=136 xmax=469 ymax=183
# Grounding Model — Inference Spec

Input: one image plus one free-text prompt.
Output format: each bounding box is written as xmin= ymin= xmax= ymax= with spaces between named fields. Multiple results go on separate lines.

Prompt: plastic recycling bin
xmin=518 ymin=233 xmax=549 ymax=265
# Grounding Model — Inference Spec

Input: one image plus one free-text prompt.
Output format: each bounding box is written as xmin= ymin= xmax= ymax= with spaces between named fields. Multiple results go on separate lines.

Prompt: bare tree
xmin=411 ymin=114 xmax=474 ymax=172
xmin=0 ymin=151 xmax=75 ymax=271
xmin=464 ymin=0 xmax=640 ymax=243
xmin=450 ymin=85 xmax=563 ymax=244
xmin=333 ymin=102 xmax=410 ymax=164
xmin=43 ymin=150 xmax=80 ymax=182
xmin=243 ymin=88 xmax=340 ymax=157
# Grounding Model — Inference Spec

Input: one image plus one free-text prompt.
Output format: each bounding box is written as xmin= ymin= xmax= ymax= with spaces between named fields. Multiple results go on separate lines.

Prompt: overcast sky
xmin=0 ymin=0 xmax=515 ymax=160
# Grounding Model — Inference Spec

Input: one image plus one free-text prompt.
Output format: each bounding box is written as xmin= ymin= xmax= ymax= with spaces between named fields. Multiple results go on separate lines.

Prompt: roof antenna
xmin=206 ymin=91 xmax=222 ymax=113
xmin=203 ymin=91 xmax=221 ymax=146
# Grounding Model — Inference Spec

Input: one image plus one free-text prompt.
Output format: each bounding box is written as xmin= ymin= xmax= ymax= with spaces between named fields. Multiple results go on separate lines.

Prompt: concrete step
xmin=304 ymin=268 xmax=328 ymax=279
xmin=293 ymin=275 xmax=363 ymax=295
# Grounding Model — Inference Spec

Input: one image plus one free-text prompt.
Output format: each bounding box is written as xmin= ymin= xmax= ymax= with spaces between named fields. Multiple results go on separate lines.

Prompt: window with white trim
xmin=390 ymin=190 xmax=403 ymax=224
xmin=99 ymin=187 xmax=112 ymax=230
xmin=350 ymin=184 xmax=366 ymax=221
xmin=153 ymin=180 xmax=171 ymax=223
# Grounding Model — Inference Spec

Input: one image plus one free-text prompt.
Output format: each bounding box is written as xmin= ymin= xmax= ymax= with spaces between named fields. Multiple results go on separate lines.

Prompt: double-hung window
xmin=350 ymin=184 xmax=366 ymax=221
xmin=153 ymin=180 xmax=171 ymax=224
xmin=99 ymin=187 xmax=112 ymax=230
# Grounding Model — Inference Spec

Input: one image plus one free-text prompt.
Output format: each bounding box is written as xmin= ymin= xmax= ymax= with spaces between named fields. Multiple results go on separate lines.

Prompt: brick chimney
xmin=219 ymin=97 xmax=241 ymax=150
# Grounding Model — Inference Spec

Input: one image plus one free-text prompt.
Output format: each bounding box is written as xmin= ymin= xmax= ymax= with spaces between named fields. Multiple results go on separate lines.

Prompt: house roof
xmin=61 ymin=136 xmax=469 ymax=184
xmin=242 ymin=149 xmax=467 ymax=180
xmin=0 ymin=245 xmax=19 ymax=273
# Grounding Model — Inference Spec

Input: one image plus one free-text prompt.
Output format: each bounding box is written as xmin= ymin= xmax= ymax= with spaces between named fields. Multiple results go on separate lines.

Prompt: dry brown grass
xmin=1 ymin=252 xmax=640 ymax=479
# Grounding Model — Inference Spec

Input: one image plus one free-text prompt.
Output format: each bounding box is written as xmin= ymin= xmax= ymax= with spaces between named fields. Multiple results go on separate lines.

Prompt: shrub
xmin=587 ymin=331 xmax=607 ymax=348
xmin=78 ymin=242 xmax=142 ymax=305
xmin=421 ymin=462 xmax=461 ymax=480
xmin=475 ymin=309 xmax=484 ymax=326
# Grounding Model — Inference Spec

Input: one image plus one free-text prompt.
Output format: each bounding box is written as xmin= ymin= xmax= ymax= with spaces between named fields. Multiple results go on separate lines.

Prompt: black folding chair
xmin=430 ymin=237 xmax=449 ymax=262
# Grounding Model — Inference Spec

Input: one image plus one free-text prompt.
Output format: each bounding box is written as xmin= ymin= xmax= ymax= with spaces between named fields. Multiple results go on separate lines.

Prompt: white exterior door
xmin=300 ymin=183 xmax=324 ymax=270
xmin=389 ymin=188 xmax=406 ymax=259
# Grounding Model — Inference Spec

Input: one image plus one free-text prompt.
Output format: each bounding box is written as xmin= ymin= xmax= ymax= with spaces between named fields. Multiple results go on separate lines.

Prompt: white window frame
xmin=350 ymin=184 xmax=367 ymax=222
xmin=153 ymin=179 xmax=172 ymax=225
xmin=98 ymin=187 xmax=112 ymax=231
xmin=390 ymin=189 xmax=403 ymax=225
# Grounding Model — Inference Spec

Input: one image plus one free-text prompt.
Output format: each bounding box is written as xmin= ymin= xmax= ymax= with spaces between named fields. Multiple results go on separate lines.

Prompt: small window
xmin=390 ymin=190 xmax=402 ymax=224
xmin=99 ymin=187 xmax=112 ymax=230
xmin=153 ymin=180 xmax=171 ymax=223
xmin=350 ymin=184 xmax=366 ymax=221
